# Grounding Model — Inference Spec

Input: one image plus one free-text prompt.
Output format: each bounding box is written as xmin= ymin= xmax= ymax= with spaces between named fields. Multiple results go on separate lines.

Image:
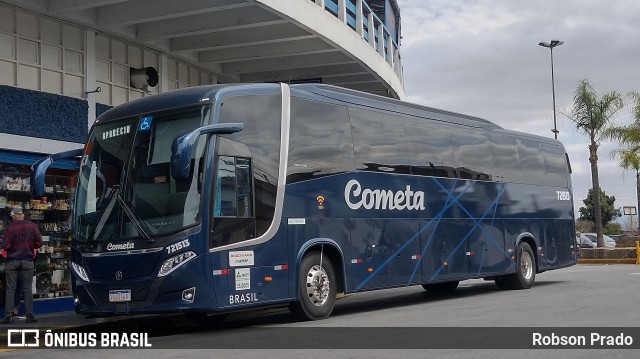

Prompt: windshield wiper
xmin=112 ymin=185 xmax=153 ymax=243
xmin=86 ymin=186 xmax=117 ymax=243
xmin=86 ymin=185 xmax=153 ymax=243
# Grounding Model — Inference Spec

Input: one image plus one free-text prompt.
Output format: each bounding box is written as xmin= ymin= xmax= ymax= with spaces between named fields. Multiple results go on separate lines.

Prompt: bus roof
xmin=291 ymin=84 xmax=501 ymax=130
xmin=94 ymin=83 xmax=240 ymax=125
xmin=93 ymin=83 xmax=560 ymax=147
xmin=95 ymin=83 xmax=495 ymax=129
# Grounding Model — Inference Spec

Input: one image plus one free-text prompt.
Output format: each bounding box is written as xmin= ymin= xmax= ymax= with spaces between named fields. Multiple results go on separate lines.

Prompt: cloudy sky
xmin=395 ymin=0 xmax=640 ymax=224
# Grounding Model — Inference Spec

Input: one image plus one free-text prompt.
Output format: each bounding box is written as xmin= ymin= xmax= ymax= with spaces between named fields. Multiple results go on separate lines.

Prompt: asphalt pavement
xmin=0 ymin=264 xmax=639 ymax=359
xmin=1 ymin=310 xmax=115 ymax=330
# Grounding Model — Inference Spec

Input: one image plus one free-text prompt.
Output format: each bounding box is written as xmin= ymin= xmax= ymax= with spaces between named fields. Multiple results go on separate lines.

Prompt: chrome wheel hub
xmin=521 ymin=251 xmax=533 ymax=280
xmin=305 ymin=265 xmax=330 ymax=306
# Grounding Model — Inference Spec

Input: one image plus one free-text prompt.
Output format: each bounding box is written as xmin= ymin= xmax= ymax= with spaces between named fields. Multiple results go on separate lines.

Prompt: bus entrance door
xmin=209 ymin=251 xmax=229 ymax=310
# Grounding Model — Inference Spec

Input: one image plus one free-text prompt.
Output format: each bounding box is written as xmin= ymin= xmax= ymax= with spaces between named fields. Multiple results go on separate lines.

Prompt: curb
xmin=578 ymin=258 xmax=637 ymax=264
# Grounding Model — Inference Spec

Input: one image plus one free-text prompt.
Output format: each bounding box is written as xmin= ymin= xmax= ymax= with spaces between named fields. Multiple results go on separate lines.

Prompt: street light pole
xmin=538 ymin=40 xmax=564 ymax=140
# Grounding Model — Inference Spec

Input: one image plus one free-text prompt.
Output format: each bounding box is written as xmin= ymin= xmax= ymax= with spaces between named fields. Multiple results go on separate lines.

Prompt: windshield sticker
xmin=235 ymin=268 xmax=251 ymax=291
xmin=139 ymin=116 xmax=153 ymax=131
xmin=229 ymin=251 xmax=254 ymax=267
xmin=102 ymin=125 xmax=131 ymax=140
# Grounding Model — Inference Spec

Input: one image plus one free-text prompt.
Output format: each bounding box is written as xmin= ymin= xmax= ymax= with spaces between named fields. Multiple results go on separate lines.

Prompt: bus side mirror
xmin=170 ymin=123 xmax=244 ymax=179
xmin=30 ymin=148 xmax=83 ymax=197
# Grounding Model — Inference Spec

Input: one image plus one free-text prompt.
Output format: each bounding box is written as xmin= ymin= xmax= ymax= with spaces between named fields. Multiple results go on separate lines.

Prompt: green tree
xmin=569 ymin=79 xmax=624 ymax=247
xmin=579 ymin=188 xmax=622 ymax=225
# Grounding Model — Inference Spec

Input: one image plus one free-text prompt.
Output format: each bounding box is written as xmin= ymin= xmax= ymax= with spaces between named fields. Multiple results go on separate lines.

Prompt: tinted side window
xmin=348 ymin=107 xmax=409 ymax=174
xmin=489 ymin=135 xmax=523 ymax=183
xmin=213 ymin=156 xmax=253 ymax=218
xmin=543 ymin=145 xmax=568 ymax=187
xmin=287 ymin=98 xmax=355 ymax=183
xmin=210 ymin=155 xmax=256 ymax=247
xmin=404 ymin=116 xmax=456 ymax=178
xmin=451 ymin=127 xmax=494 ymax=181
xmin=218 ymin=94 xmax=281 ymax=238
xmin=517 ymin=138 xmax=546 ymax=185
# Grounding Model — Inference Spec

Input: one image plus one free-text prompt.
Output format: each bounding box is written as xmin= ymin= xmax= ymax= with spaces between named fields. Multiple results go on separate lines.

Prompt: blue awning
xmin=0 ymin=150 xmax=79 ymax=170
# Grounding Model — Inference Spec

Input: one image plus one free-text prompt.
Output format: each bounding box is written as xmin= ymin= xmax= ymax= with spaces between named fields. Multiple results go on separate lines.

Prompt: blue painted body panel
xmin=73 ymin=171 xmax=575 ymax=315
xmin=72 ymin=231 xmax=219 ymax=314
xmin=282 ymin=171 xmax=575 ymax=293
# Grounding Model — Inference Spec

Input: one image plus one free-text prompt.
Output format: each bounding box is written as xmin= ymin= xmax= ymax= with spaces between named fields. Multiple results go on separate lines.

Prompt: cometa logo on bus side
xmin=344 ymin=179 xmax=425 ymax=210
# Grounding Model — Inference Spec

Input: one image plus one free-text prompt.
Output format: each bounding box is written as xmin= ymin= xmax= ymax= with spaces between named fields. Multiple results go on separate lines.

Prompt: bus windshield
xmin=75 ymin=105 xmax=209 ymax=243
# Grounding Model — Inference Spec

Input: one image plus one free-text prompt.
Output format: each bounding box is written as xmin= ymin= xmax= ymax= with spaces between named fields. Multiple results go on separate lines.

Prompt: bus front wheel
xmin=290 ymin=251 xmax=337 ymax=321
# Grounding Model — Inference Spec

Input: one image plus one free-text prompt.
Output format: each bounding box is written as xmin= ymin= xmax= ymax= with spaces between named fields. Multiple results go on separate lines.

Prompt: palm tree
xmin=569 ymin=79 xmax=624 ymax=247
xmin=606 ymin=91 xmax=640 ymax=233
xmin=610 ymin=147 xmax=640 ymax=232
xmin=606 ymin=92 xmax=640 ymax=143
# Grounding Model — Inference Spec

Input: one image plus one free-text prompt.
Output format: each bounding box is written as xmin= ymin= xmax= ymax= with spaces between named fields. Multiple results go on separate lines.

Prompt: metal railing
xmin=310 ymin=0 xmax=403 ymax=84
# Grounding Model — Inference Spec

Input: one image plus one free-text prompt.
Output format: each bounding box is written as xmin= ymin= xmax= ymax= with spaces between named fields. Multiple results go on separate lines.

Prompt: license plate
xmin=108 ymin=289 xmax=131 ymax=302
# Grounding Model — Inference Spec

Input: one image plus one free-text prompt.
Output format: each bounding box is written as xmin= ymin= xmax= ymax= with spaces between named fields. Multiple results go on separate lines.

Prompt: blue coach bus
xmin=31 ymin=83 xmax=576 ymax=322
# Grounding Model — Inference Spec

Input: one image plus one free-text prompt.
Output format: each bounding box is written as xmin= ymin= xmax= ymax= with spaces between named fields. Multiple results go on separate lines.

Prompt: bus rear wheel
xmin=495 ymin=242 xmax=536 ymax=290
xmin=422 ymin=281 xmax=459 ymax=295
xmin=290 ymin=251 xmax=337 ymax=321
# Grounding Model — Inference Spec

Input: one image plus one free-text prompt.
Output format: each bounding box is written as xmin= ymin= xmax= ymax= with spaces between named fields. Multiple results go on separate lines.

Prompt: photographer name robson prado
xmin=532 ymin=332 xmax=634 ymax=346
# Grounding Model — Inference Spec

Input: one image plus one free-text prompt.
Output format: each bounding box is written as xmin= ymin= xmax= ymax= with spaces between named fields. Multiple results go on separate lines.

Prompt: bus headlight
xmin=71 ymin=262 xmax=90 ymax=282
xmin=158 ymin=251 xmax=197 ymax=277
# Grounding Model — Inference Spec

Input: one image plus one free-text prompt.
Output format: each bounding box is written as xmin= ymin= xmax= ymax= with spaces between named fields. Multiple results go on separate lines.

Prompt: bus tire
xmin=422 ymin=281 xmax=459 ymax=294
xmin=290 ymin=251 xmax=337 ymax=321
xmin=501 ymin=242 xmax=536 ymax=290
xmin=185 ymin=312 xmax=228 ymax=327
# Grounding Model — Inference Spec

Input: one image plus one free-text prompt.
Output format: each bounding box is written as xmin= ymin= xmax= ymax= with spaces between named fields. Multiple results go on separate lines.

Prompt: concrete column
xmin=338 ymin=0 xmax=346 ymax=24
xmin=367 ymin=12 xmax=375 ymax=46
xmin=159 ymin=54 xmax=169 ymax=93
xmin=355 ymin=0 xmax=363 ymax=36
xmin=386 ymin=32 xmax=393 ymax=65
xmin=393 ymin=47 xmax=401 ymax=74
xmin=315 ymin=0 xmax=324 ymax=8
xmin=377 ymin=22 xmax=384 ymax=57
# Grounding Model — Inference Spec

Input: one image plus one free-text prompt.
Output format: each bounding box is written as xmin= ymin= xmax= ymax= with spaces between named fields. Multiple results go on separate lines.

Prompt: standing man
xmin=2 ymin=207 xmax=42 ymax=324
